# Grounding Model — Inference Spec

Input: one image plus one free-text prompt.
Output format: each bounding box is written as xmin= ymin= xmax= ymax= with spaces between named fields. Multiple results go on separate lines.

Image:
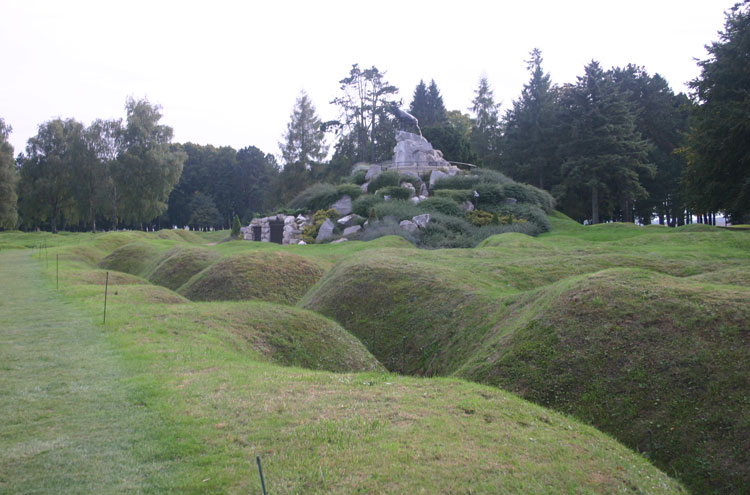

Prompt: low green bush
xmin=433 ymin=174 xmax=481 ymax=190
xmin=352 ymin=195 xmax=384 ymax=217
xmin=374 ymin=200 xmax=421 ymax=221
xmin=359 ymin=218 xmax=418 ymax=244
xmin=434 ymin=189 xmax=474 ymax=203
xmin=349 ymin=169 xmax=368 ymax=185
xmin=418 ymin=196 xmax=464 ymax=217
xmin=465 ymin=209 xmax=494 ymax=226
xmin=367 ymin=170 xmax=401 ymax=193
xmin=483 ymin=203 xmax=550 ymax=232
xmin=336 ymin=183 xmax=363 ymax=200
xmin=289 ymin=183 xmax=340 ymax=211
xmin=476 ymin=168 xmax=513 ymax=185
xmin=302 ymin=209 xmax=340 ymax=243
xmin=377 ymin=186 xmax=413 ymax=200
xmin=475 ymin=183 xmax=505 ymax=207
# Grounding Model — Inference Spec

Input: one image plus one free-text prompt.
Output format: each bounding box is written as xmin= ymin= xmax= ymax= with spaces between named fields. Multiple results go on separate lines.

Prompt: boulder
xmin=316 ymin=218 xmax=335 ymax=242
xmin=419 ymin=183 xmax=429 ymax=197
xmin=365 ymin=164 xmax=382 ymax=180
xmin=331 ymin=238 xmax=348 ymax=244
xmin=401 ymin=182 xmax=417 ymax=198
xmin=343 ymin=225 xmax=362 ymax=236
xmin=360 ymin=181 xmax=370 ymax=193
xmin=460 ymin=200 xmax=475 ymax=212
xmin=330 ymin=195 xmax=353 ymax=216
xmin=337 ymin=214 xmax=364 ymax=227
xmin=429 ymin=170 xmax=449 ymax=189
xmin=297 ymin=240 xmax=307 ymax=245
xmin=412 ymin=214 xmax=431 ymax=229
xmin=399 ymin=220 xmax=418 ymax=233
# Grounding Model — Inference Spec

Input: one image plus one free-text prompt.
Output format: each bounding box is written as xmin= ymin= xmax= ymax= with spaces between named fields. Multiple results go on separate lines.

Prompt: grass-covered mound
xmin=179 ymin=251 xmax=328 ymax=304
xmin=154 ymin=229 xmax=203 ymax=243
xmin=300 ymin=250 xmax=500 ymax=374
xmin=3 ymin=245 xmax=688 ymax=494
xmin=454 ymin=268 xmax=749 ymax=494
xmin=301 ymin=224 xmax=750 ymax=493
xmin=142 ymin=301 xmax=383 ymax=373
xmin=146 ymin=246 xmax=220 ymax=290
xmin=96 ymin=241 xmax=164 ymax=276
xmin=67 ymin=269 xmax=146 ymax=285
xmin=688 ymin=267 xmax=750 ymax=286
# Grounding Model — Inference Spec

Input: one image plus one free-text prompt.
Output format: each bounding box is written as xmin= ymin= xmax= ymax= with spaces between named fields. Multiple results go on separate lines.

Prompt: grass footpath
xmin=0 ymin=249 xmax=194 ymax=494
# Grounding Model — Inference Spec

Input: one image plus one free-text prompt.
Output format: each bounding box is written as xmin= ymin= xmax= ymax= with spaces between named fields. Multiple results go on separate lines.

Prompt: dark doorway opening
xmin=252 ymin=225 xmax=261 ymax=241
xmin=269 ymin=220 xmax=284 ymax=244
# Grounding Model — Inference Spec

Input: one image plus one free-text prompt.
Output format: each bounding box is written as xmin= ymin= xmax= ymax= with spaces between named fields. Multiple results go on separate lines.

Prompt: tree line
xmin=0 ymin=2 xmax=747 ymax=231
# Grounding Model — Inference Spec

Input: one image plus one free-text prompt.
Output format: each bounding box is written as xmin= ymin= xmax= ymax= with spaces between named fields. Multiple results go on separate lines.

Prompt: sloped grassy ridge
xmin=302 ymin=225 xmax=750 ymax=494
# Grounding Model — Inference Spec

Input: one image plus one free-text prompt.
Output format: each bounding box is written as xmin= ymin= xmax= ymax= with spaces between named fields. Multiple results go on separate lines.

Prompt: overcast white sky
xmin=0 ymin=0 xmax=737 ymax=160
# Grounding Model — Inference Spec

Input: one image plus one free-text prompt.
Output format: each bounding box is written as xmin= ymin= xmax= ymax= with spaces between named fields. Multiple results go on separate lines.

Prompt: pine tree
xmin=470 ymin=77 xmax=501 ymax=167
xmin=683 ymin=1 xmax=750 ymax=223
xmin=501 ymin=49 xmax=559 ymax=189
xmin=557 ymin=61 xmax=653 ymax=223
xmin=279 ymin=91 xmax=328 ymax=170
xmin=0 ymin=118 xmax=18 ymax=230
xmin=425 ymin=79 xmax=447 ymax=126
xmin=409 ymin=80 xmax=429 ymax=125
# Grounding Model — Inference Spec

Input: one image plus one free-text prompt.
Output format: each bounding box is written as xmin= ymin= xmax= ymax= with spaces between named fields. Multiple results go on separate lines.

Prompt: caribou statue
xmin=388 ymin=103 xmax=421 ymax=136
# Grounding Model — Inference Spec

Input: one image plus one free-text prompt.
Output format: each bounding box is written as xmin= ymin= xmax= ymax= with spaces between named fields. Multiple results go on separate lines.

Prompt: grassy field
xmin=0 ymin=226 xmax=690 ymax=494
xmin=2 ymin=216 xmax=748 ymax=493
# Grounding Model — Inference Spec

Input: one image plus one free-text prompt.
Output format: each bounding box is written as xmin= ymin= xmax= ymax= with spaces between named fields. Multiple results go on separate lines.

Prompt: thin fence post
xmin=103 ymin=271 xmax=109 ymax=324
xmin=256 ymin=456 xmax=267 ymax=495
xmin=56 ymin=254 xmax=59 ymax=290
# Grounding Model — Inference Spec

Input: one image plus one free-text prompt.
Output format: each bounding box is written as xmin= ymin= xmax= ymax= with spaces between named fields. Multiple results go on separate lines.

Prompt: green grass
xmin=178 ymin=250 xmax=329 ymax=304
xmin=0 ymin=230 xmax=690 ymax=494
xmin=0 ymin=250 xmax=201 ymax=494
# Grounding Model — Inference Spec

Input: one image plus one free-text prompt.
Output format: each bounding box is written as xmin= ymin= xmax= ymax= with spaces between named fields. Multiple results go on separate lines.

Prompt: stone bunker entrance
xmin=269 ymin=219 xmax=284 ymax=244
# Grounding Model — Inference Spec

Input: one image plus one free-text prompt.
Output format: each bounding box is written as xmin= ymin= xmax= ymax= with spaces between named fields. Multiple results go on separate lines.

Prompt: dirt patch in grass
xmin=179 ymin=251 xmax=328 ymax=305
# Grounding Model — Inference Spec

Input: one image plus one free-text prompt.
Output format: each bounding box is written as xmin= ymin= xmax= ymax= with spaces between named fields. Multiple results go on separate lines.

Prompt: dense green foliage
xmin=279 ymin=91 xmax=328 ymax=170
xmin=0 ymin=119 xmax=18 ymax=230
xmin=683 ymin=1 xmax=750 ymax=223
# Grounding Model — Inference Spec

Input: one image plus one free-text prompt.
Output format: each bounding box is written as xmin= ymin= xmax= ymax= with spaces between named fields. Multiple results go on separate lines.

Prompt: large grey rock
xmin=460 ymin=200 xmax=475 ymax=212
xmin=343 ymin=225 xmax=362 ymax=236
xmin=330 ymin=195 xmax=353 ymax=216
xmin=337 ymin=214 xmax=364 ymax=227
xmin=316 ymin=218 xmax=335 ymax=242
xmin=360 ymin=181 xmax=370 ymax=193
xmin=401 ymin=182 xmax=417 ymax=198
xmin=399 ymin=220 xmax=418 ymax=233
xmin=412 ymin=214 xmax=431 ymax=229
xmin=393 ymin=131 xmax=451 ymax=168
xmin=365 ymin=164 xmax=382 ymax=180
xmin=419 ymin=182 xmax=429 ymax=197
xmin=429 ymin=170 xmax=449 ymax=188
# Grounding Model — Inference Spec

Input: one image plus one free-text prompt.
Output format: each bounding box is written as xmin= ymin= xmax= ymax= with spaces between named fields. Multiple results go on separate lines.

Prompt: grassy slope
xmin=0 ymin=233 xmax=687 ymax=494
xmin=0 ymin=250 xmax=200 ymax=494
xmin=302 ymin=214 xmax=750 ymax=494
